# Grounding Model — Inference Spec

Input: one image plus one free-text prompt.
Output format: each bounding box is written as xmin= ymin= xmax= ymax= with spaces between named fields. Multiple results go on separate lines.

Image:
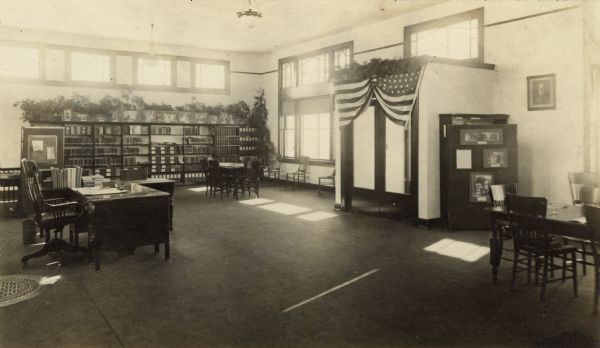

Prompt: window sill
xmin=281 ymin=157 xmax=335 ymax=167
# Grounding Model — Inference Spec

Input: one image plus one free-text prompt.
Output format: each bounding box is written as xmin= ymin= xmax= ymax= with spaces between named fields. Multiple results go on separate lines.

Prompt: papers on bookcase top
xmin=569 ymin=216 xmax=587 ymax=224
xmin=73 ymin=187 xmax=127 ymax=196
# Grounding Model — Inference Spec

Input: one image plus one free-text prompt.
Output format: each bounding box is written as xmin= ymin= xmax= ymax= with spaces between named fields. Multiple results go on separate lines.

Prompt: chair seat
xmin=39 ymin=211 xmax=82 ymax=229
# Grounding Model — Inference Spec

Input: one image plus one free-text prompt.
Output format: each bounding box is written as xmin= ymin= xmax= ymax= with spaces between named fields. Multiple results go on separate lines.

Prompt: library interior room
xmin=0 ymin=0 xmax=599 ymax=346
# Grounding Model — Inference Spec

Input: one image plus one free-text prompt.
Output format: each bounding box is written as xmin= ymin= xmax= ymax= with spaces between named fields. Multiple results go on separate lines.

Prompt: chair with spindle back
xmin=20 ymin=159 xmax=86 ymax=265
xmin=506 ymin=193 xmax=578 ymax=301
xmin=489 ymin=184 xmax=518 ymax=265
xmin=242 ymin=159 xmax=262 ymax=199
xmin=583 ymin=204 xmax=600 ymax=315
xmin=207 ymin=159 xmax=227 ymax=199
xmin=285 ymin=156 xmax=310 ymax=189
xmin=564 ymin=185 xmax=600 ymax=276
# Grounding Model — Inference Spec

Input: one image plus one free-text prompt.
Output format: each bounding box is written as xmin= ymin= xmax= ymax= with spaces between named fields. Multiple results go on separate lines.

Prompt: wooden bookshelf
xmin=31 ymin=121 xmax=259 ymax=184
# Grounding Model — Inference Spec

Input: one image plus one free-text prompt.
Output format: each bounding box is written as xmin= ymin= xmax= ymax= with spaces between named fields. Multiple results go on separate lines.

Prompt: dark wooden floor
xmin=0 ymin=184 xmax=598 ymax=347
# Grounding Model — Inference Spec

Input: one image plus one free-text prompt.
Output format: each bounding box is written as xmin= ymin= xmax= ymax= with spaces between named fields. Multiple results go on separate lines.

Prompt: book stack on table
xmin=82 ymin=174 xmax=108 ymax=187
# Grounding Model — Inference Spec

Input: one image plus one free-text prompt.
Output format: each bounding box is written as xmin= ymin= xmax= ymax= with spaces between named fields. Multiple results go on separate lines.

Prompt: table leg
xmin=489 ymin=212 xmax=502 ymax=283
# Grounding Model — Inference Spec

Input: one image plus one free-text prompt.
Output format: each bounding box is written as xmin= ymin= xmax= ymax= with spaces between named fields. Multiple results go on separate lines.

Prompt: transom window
xmin=333 ymin=47 xmax=351 ymax=71
xmin=71 ymin=52 xmax=110 ymax=82
xmin=137 ymin=57 xmax=172 ymax=86
xmin=281 ymin=61 xmax=295 ymax=88
xmin=405 ymin=8 xmax=483 ymax=62
xmin=195 ymin=63 xmax=226 ymax=89
xmin=0 ymin=46 xmax=39 ymax=79
xmin=299 ymin=53 xmax=329 ymax=85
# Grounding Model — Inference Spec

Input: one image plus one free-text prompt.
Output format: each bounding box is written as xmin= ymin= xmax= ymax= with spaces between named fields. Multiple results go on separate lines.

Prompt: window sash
xmin=71 ymin=52 xmax=110 ymax=82
xmin=0 ymin=46 xmax=39 ymax=79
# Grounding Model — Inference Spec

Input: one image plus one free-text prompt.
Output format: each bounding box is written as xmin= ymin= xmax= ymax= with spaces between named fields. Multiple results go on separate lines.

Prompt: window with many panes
xmin=137 ymin=57 xmax=171 ymax=86
xmin=195 ymin=62 xmax=226 ymax=89
xmin=278 ymin=43 xmax=351 ymax=163
xmin=71 ymin=52 xmax=110 ymax=82
xmin=404 ymin=8 xmax=483 ymax=62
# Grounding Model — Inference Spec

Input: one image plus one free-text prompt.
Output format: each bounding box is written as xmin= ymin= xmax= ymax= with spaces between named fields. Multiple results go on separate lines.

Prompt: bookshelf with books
xmin=183 ymin=125 xmax=213 ymax=183
xmin=93 ymin=125 xmax=122 ymax=178
xmin=151 ymin=125 xmax=184 ymax=181
xmin=214 ymin=126 xmax=240 ymax=163
xmin=123 ymin=124 xmax=151 ymax=167
xmin=64 ymin=124 xmax=94 ymax=168
xmin=239 ymin=127 xmax=258 ymax=161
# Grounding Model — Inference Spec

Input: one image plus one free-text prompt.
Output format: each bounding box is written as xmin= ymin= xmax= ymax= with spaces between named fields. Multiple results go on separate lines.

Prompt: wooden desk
xmin=74 ymin=183 xmax=170 ymax=271
xmin=488 ymin=205 xmax=590 ymax=282
xmin=118 ymin=178 xmax=176 ymax=230
xmin=219 ymin=163 xmax=246 ymax=199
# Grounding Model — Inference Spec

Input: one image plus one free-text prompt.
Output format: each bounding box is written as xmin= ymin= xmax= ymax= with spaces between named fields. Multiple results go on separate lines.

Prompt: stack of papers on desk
xmin=569 ymin=216 xmax=587 ymax=224
xmin=73 ymin=187 xmax=127 ymax=196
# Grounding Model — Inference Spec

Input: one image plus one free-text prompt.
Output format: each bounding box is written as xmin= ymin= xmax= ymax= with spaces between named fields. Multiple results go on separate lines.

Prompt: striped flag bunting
xmin=334 ymin=64 xmax=426 ymax=127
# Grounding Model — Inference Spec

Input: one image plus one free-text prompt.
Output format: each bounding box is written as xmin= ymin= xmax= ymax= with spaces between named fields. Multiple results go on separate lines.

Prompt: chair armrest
xmin=45 ymin=200 xmax=84 ymax=219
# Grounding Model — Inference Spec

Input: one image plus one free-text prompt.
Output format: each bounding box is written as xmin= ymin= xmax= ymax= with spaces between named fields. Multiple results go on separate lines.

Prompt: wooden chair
xmin=506 ymin=193 xmax=578 ymax=301
xmin=207 ymin=160 xmax=227 ymax=199
xmin=20 ymin=159 xmax=86 ymax=265
xmin=285 ymin=156 xmax=309 ymax=189
xmin=120 ymin=165 xmax=148 ymax=181
xmin=583 ymin=204 xmax=600 ymax=315
xmin=264 ymin=157 xmax=281 ymax=181
xmin=489 ymin=184 xmax=518 ymax=264
xmin=240 ymin=160 xmax=261 ymax=199
xmin=198 ymin=158 xmax=210 ymax=197
xmin=318 ymin=169 xmax=335 ymax=195
xmin=568 ymin=172 xmax=598 ymax=205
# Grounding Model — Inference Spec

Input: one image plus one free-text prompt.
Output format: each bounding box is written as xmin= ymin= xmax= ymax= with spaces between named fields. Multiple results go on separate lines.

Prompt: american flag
xmin=334 ymin=65 xmax=425 ymax=127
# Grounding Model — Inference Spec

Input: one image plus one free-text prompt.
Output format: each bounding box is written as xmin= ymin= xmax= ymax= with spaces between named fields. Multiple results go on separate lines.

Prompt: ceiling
xmin=0 ymin=0 xmax=443 ymax=53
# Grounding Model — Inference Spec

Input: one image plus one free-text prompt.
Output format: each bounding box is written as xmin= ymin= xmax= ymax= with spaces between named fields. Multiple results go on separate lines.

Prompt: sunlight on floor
xmin=297 ymin=211 xmax=337 ymax=222
xmin=424 ymin=238 xmax=489 ymax=262
xmin=239 ymin=198 xmax=274 ymax=206
xmin=188 ymin=187 xmax=207 ymax=192
xmin=258 ymin=202 xmax=312 ymax=215
xmin=39 ymin=275 xmax=62 ymax=285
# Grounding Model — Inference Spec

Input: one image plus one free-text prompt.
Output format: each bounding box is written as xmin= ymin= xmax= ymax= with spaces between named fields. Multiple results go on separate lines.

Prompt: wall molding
xmin=485 ymin=4 xmax=582 ymax=28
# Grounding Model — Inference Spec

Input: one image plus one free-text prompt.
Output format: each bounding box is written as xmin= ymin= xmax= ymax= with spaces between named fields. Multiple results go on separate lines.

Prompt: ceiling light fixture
xmin=237 ymin=0 xmax=262 ymax=29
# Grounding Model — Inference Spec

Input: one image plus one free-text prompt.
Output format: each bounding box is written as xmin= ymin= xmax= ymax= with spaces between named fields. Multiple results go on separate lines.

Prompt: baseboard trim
xmin=416 ymin=218 xmax=444 ymax=230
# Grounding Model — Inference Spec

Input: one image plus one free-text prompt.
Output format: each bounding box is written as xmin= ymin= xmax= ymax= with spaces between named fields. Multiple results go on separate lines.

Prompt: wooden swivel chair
xmin=318 ymin=169 xmax=335 ymax=195
xmin=20 ymin=159 xmax=86 ymax=265
xmin=285 ymin=156 xmax=309 ymax=189
xmin=583 ymin=204 xmax=600 ymax=315
xmin=506 ymin=193 xmax=578 ymax=301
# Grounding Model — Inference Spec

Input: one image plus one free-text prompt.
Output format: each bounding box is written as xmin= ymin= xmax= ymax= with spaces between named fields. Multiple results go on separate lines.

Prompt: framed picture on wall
xmin=483 ymin=148 xmax=508 ymax=168
xmin=470 ymin=172 xmax=494 ymax=203
xmin=527 ymin=73 xmax=556 ymax=111
xmin=460 ymin=128 xmax=503 ymax=145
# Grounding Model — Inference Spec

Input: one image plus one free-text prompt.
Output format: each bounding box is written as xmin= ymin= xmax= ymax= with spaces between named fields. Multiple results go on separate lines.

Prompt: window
xmin=280 ymin=101 xmax=296 ymax=158
xmin=279 ymin=42 xmax=352 ymax=88
xmin=299 ymin=53 xmax=329 ymax=85
xmin=404 ymin=8 xmax=483 ymax=62
xmin=0 ymin=46 xmax=39 ymax=79
xmin=281 ymin=61 xmax=295 ymax=88
xmin=280 ymin=97 xmax=332 ymax=161
xmin=71 ymin=52 xmax=110 ymax=82
xmin=195 ymin=62 xmax=226 ymax=89
xmin=137 ymin=57 xmax=171 ymax=86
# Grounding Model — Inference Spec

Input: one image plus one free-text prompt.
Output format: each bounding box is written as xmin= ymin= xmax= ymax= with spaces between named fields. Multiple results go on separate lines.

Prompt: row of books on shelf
xmin=185 ymin=136 xmax=213 ymax=144
xmin=66 ymin=158 xmax=93 ymax=167
xmin=184 ymin=126 xmax=211 ymax=136
xmin=153 ymin=173 xmax=182 ymax=180
xmin=214 ymin=127 xmax=238 ymax=137
xmin=184 ymin=172 xmax=205 ymax=179
xmin=65 ymin=148 xmax=93 ymax=156
xmin=123 ymin=137 xmax=147 ymax=145
xmin=153 ymin=156 xmax=182 ymax=165
xmin=123 ymin=125 xmax=149 ymax=135
xmin=151 ymin=145 xmax=180 ymax=155
xmin=82 ymin=174 xmax=109 ymax=187
xmin=215 ymin=137 xmax=240 ymax=146
xmin=96 ymin=147 xmax=120 ymax=155
xmin=95 ymin=136 xmax=121 ymax=145
xmin=123 ymin=158 xmax=149 ymax=166
xmin=216 ymin=147 xmax=239 ymax=156
xmin=35 ymin=111 xmax=247 ymax=125
xmin=65 ymin=136 xmax=93 ymax=145
xmin=51 ymin=167 xmax=82 ymax=189
xmin=65 ymin=125 xmax=92 ymax=135
xmin=152 ymin=126 xmax=180 ymax=135
xmin=152 ymin=164 xmax=182 ymax=173
xmin=95 ymin=126 xmax=122 ymax=136
xmin=123 ymin=147 xmax=147 ymax=155
xmin=240 ymin=136 xmax=259 ymax=142
xmin=184 ymin=146 xmax=212 ymax=155
xmin=184 ymin=156 xmax=206 ymax=164
xmin=95 ymin=167 xmax=120 ymax=178
xmin=240 ymin=146 xmax=256 ymax=152
xmin=95 ymin=158 xmax=121 ymax=166
xmin=239 ymin=127 xmax=257 ymax=135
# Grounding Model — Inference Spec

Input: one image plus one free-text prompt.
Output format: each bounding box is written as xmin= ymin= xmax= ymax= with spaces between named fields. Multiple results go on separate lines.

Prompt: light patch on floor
xmin=258 ymin=202 xmax=312 ymax=215
xmin=297 ymin=211 xmax=337 ymax=221
xmin=239 ymin=198 xmax=274 ymax=206
xmin=39 ymin=275 xmax=62 ymax=285
xmin=188 ymin=187 xmax=207 ymax=192
xmin=424 ymin=238 xmax=489 ymax=262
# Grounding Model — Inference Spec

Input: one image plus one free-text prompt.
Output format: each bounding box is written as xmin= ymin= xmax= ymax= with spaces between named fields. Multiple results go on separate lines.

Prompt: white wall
xmin=260 ymin=1 xmax=584 ymax=211
xmin=0 ymin=27 xmax=263 ymax=167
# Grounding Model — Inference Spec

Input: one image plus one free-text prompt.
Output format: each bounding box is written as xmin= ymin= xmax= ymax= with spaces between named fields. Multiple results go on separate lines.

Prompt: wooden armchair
xmin=318 ymin=169 xmax=335 ymax=195
xmin=21 ymin=159 xmax=86 ymax=265
xmin=285 ymin=156 xmax=309 ymax=189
